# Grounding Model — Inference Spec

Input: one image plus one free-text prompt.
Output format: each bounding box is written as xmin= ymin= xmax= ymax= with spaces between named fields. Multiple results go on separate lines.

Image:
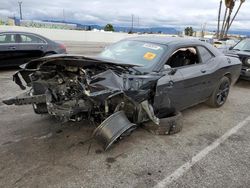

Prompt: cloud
xmin=0 ymin=0 xmax=250 ymax=30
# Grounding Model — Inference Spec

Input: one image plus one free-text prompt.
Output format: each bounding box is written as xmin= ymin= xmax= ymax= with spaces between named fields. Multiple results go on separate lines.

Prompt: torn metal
xmin=3 ymin=55 xmax=172 ymax=150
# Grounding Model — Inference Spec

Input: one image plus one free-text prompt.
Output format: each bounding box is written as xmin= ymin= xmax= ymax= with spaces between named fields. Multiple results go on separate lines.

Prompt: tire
xmin=206 ymin=76 xmax=230 ymax=108
xmin=143 ymin=111 xmax=183 ymax=135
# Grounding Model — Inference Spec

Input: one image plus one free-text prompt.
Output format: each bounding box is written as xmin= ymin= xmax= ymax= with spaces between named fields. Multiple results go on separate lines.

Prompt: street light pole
xmin=18 ymin=1 xmax=23 ymax=20
xmin=131 ymin=14 xmax=134 ymax=33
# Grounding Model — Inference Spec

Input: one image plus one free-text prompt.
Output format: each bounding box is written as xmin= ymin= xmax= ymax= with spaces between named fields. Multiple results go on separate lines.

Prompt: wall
xmin=0 ymin=26 xmax=158 ymax=43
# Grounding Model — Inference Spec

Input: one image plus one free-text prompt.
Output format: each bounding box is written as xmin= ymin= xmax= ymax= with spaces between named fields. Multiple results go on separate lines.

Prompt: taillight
xmin=59 ymin=43 xmax=66 ymax=50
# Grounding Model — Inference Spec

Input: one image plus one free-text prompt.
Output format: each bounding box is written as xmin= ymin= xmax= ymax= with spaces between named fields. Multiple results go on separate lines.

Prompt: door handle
xmin=39 ymin=46 xmax=44 ymax=49
xmin=8 ymin=46 xmax=16 ymax=50
xmin=166 ymin=80 xmax=174 ymax=88
xmin=201 ymin=69 xmax=206 ymax=73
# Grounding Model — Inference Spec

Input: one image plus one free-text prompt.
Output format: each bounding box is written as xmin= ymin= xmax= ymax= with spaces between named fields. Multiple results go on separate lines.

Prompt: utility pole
xmin=137 ymin=16 xmax=140 ymax=28
xmin=217 ymin=0 xmax=222 ymax=39
xmin=63 ymin=9 xmax=65 ymax=22
xmin=18 ymin=1 xmax=23 ymax=20
xmin=131 ymin=14 xmax=134 ymax=33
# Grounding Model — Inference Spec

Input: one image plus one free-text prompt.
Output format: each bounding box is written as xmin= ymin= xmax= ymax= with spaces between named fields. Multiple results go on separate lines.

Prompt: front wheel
xmin=206 ymin=76 xmax=230 ymax=108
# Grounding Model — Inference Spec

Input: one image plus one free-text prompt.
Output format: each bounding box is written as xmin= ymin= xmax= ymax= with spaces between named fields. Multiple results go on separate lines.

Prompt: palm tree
xmin=224 ymin=0 xmax=236 ymax=36
xmin=217 ymin=0 xmax=223 ymax=39
xmin=225 ymin=0 xmax=246 ymax=35
xmin=220 ymin=0 xmax=236 ymax=38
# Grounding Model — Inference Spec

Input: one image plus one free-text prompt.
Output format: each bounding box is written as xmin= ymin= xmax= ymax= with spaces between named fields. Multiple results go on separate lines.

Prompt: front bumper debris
xmin=240 ymin=66 xmax=250 ymax=80
xmin=2 ymin=92 xmax=46 ymax=105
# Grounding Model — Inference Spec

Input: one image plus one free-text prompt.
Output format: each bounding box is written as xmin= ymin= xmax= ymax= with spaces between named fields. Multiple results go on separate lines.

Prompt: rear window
xmin=20 ymin=34 xmax=46 ymax=44
xmin=214 ymin=41 xmax=222 ymax=45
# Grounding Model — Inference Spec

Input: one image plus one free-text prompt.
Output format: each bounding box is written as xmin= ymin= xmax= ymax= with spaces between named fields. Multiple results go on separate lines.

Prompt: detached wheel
xmin=207 ymin=76 xmax=230 ymax=108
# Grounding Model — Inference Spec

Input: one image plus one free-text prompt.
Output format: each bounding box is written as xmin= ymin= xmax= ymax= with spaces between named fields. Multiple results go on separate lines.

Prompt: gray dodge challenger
xmin=3 ymin=37 xmax=242 ymax=150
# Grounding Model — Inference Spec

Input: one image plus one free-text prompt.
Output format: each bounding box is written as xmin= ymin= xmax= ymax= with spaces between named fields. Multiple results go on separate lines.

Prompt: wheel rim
xmin=216 ymin=81 xmax=229 ymax=105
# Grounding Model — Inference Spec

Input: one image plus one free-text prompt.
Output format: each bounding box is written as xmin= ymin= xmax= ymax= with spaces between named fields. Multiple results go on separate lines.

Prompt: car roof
xmin=125 ymin=36 xmax=222 ymax=56
xmin=0 ymin=31 xmax=51 ymax=41
xmin=124 ymin=36 xmax=205 ymax=46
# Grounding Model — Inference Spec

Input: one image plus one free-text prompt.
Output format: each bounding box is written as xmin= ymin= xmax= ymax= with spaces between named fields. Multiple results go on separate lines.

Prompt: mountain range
xmin=42 ymin=19 xmax=250 ymax=36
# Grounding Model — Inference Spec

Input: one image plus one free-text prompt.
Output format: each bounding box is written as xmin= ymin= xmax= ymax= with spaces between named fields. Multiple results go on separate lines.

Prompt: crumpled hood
xmin=23 ymin=54 xmax=142 ymax=70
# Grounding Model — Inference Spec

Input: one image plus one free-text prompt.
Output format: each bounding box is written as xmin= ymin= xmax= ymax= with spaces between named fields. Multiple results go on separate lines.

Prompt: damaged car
xmin=227 ymin=38 xmax=250 ymax=80
xmin=3 ymin=37 xmax=242 ymax=150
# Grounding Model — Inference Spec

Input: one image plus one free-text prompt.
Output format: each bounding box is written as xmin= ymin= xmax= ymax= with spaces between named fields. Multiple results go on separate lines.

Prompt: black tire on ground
xmin=143 ymin=111 xmax=183 ymax=135
xmin=206 ymin=76 xmax=230 ymax=108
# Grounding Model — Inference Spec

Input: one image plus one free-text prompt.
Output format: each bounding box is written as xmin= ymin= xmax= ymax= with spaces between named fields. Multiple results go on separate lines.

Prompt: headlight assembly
xmin=245 ymin=58 xmax=250 ymax=65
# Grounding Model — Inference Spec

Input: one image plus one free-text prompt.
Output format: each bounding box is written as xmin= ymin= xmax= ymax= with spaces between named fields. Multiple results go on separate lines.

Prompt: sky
xmin=0 ymin=0 xmax=250 ymax=30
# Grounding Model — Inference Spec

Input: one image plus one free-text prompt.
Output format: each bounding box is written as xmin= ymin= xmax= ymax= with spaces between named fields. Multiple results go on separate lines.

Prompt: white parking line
xmin=154 ymin=115 xmax=250 ymax=188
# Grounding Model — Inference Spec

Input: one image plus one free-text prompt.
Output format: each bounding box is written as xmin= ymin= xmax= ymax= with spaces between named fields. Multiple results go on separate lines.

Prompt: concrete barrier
xmin=0 ymin=26 xmax=156 ymax=43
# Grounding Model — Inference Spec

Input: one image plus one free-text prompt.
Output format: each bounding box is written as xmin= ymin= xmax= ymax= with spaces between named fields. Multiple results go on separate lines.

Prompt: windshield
xmin=98 ymin=40 xmax=166 ymax=68
xmin=233 ymin=39 xmax=250 ymax=51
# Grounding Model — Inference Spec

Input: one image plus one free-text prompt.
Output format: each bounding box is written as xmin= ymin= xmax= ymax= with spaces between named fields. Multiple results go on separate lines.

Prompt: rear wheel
xmin=207 ymin=76 xmax=230 ymax=108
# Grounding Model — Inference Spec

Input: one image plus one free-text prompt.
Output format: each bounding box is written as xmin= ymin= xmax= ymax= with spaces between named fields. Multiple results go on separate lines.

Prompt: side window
xmin=166 ymin=47 xmax=200 ymax=68
xmin=197 ymin=46 xmax=214 ymax=63
xmin=20 ymin=34 xmax=45 ymax=44
xmin=0 ymin=34 xmax=16 ymax=43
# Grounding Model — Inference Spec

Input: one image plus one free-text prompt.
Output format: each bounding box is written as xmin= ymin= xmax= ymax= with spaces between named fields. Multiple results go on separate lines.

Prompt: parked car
xmin=199 ymin=38 xmax=213 ymax=44
xmin=214 ymin=38 xmax=239 ymax=53
xmin=227 ymin=38 xmax=250 ymax=80
xmin=0 ymin=31 xmax=66 ymax=67
xmin=3 ymin=37 xmax=241 ymax=150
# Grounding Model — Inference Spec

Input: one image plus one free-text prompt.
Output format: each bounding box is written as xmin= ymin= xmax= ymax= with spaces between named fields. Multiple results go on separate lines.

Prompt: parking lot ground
xmin=0 ymin=44 xmax=250 ymax=188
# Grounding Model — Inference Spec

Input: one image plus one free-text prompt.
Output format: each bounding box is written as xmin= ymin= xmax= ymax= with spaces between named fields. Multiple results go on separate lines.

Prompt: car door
xmin=155 ymin=45 xmax=215 ymax=112
xmin=176 ymin=46 xmax=216 ymax=107
xmin=0 ymin=33 xmax=20 ymax=67
xmin=154 ymin=68 xmax=185 ymax=115
xmin=17 ymin=33 xmax=48 ymax=64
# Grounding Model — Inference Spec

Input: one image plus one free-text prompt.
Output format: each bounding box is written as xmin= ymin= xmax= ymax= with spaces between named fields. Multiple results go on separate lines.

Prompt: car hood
xmin=23 ymin=54 xmax=142 ymax=70
xmin=227 ymin=50 xmax=250 ymax=57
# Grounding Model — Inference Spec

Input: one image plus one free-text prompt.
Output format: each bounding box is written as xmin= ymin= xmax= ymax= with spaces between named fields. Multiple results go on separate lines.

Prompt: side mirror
xmin=163 ymin=65 xmax=177 ymax=75
xmin=164 ymin=64 xmax=171 ymax=70
xmin=229 ymin=46 xmax=233 ymax=50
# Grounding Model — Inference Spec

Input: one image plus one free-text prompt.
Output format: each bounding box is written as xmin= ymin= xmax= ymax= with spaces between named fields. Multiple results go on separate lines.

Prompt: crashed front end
xmin=3 ymin=55 xmax=164 ymax=150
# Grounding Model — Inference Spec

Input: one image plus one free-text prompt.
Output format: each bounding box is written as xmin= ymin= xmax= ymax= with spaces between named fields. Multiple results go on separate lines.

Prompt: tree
xmin=104 ymin=24 xmax=114 ymax=32
xmin=225 ymin=0 xmax=246 ymax=35
xmin=184 ymin=27 xmax=194 ymax=36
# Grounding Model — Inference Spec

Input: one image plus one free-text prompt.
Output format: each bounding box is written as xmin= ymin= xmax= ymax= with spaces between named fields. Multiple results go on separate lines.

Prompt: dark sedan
xmin=0 ymin=31 xmax=66 ymax=67
xmin=227 ymin=38 xmax=250 ymax=80
xmin=3 ymin=37 xmax=241 ymax=150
